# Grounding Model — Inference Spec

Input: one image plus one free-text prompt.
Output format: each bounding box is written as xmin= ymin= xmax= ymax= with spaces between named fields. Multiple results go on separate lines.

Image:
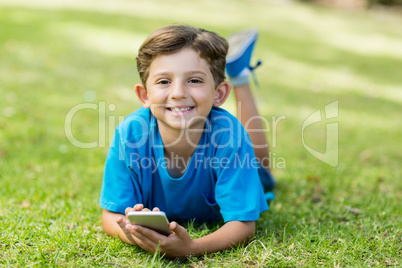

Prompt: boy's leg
xmin=226 ymin=28 xmax=270 ymax=167
xmin=226 ymin=28 xmax=275 ymax=194
xmin=232 ymin=83 xmax=270 ymax=170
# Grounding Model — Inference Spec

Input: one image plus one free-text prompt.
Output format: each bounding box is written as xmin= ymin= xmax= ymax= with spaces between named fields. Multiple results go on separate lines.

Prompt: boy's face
xmin=139 ymin=48 xmax=226 ymax=132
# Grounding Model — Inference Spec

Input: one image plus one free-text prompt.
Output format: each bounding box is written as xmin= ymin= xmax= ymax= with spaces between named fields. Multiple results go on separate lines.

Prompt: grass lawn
xmin=0 ymin=0 xmax=401 ymax=266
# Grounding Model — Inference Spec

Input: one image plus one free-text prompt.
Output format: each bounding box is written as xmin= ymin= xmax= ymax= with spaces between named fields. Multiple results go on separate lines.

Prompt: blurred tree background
xmin=374 ymin=0 xmax=402 ymax=5
xmin=300 ymin=0 xmax=402 ymax=8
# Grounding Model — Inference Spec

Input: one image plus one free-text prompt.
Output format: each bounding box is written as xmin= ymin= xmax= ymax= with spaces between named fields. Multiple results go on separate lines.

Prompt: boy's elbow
xmin=102 ymin=222 xmax=114 ymax=237
xmin=101 ymin=209 xmax=120 ymax=237
xmin=101 ymin=210 xmax=112 ymax=236
xmin=245 ymin=221 xmax=256 ymax=241
xmin=233 ymin=221 xmax=255 ymax=245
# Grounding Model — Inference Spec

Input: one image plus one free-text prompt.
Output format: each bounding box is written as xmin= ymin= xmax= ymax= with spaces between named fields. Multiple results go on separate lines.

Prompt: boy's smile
xmin=138 ymin=48 xmax=228 ymax=134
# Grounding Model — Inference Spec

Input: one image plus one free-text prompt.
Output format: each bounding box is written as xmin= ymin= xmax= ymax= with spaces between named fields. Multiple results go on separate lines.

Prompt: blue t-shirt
xmin=100 ymin=107 xmax=268 ymax=223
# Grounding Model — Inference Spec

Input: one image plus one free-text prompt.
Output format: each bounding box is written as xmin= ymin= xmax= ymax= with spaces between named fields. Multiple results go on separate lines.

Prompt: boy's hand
xmin=111 ymin=205 xmax=255 ymax=257
xmin=115 ymin=204 xmax=159 ymax=245
xmin=128 ymin=203 xmax=160 ymax=212
xmin=131 ymin=220 xmax=194 ymax=258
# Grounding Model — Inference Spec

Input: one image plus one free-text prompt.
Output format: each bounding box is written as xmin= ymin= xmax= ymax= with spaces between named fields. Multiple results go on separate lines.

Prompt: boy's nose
xmin=171 ymin=81 xmax=188 ymax=99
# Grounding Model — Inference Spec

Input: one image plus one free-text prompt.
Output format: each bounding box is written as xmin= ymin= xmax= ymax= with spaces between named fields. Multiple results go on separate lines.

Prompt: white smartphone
xmin=127 ymin=211 xmax=172 ymax=236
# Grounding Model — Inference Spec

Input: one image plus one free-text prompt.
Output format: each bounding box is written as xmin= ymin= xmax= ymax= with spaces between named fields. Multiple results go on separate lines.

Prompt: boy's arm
xmin=191 ymin=220 xmax=255 ymax=255
xmin=102 ymin=209 xmax=137 ymax=245
xmin=131 ymin=220 xmax=255 ymax=258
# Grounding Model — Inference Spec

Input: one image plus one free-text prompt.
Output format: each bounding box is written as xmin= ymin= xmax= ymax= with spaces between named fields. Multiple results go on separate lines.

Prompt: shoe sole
xmin=227 ymin=28 xmax=258 ymax=62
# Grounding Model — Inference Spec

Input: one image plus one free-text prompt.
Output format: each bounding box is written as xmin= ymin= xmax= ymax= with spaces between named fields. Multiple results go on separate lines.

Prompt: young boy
xmin=100 ymin=25 xmax=275 ymax=258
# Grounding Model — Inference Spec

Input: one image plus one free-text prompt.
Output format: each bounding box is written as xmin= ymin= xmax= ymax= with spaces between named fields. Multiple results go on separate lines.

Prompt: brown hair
xmin=136 ymin=24 xmax=228 ymax=87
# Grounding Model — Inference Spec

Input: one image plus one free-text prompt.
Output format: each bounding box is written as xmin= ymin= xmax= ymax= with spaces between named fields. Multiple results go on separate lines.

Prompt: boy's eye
xmin=189 ymin=79 xmax=203 ymax=84
xmin=157 ymin=80 xmax=170 ymax=85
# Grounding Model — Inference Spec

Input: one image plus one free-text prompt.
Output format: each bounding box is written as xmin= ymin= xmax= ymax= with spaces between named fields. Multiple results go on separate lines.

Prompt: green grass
xmin=0 ymin=0 xmax=401 ymax=266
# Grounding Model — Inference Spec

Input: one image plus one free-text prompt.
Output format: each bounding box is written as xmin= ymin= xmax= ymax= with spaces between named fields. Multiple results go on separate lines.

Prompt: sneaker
xmin=226 ymin=28 xmax=262 ymax=86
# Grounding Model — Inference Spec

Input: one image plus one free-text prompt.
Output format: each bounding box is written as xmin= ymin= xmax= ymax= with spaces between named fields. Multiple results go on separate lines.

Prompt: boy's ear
xmin=135 ymin=84 xmax=151 ymax=108
xmin=213 ymin=81 xmax=231 ymax=107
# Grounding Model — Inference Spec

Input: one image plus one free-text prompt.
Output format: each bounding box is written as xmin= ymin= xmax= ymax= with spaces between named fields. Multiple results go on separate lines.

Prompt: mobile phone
xmin=127 ymin=211 xmax=172 ymax=236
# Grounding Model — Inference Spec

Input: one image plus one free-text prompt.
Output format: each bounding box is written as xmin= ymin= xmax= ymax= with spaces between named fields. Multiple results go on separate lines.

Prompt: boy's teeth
xmin=170 ymin=107 xmax=191 ymax=112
